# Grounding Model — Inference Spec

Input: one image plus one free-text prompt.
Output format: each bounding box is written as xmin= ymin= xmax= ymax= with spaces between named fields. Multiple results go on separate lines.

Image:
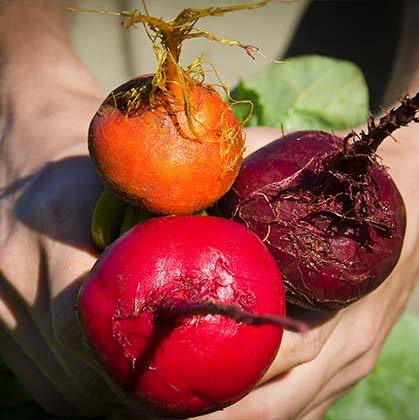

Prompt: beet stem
xmin=348 ymin=92 xmax=419 ymax=155
xmin=155 ymin=299 xmax=308 ymax=333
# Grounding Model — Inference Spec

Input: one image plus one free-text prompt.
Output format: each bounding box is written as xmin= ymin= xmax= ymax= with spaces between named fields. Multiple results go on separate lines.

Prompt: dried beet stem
xmin=67 ymin=1 xmax=275 ymax=102
xmin=346 ymin=92 xmax=419 ymax=155
xmin=67 ymin=0 xmax=282 ymax=187
xmin=68 ymin=2 xmax=280 ymax=123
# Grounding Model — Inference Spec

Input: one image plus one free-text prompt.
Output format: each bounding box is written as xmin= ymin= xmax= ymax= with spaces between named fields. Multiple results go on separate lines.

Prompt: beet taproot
xmin=220 ymin=94 xmax=419 ymax=311
xmin=77 ymin=216 xmax=305 ymax=417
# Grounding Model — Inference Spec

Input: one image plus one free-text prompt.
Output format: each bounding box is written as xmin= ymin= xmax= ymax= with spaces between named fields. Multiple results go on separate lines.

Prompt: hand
xmin=0 ymin=77 xmax=133 ymax=416
xmin=1 ymin=117 xmax=418 ymax=420
xmin=196 ymin=125 xmax=419 ymax=420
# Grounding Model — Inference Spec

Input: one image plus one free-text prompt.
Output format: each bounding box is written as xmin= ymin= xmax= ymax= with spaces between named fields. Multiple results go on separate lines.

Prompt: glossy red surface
xmin=78 ymin=216 xmax=284 ymax=417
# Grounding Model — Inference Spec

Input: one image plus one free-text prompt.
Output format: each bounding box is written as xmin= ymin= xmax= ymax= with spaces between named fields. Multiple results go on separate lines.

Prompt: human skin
xmin=1 ymin=1 xmax=419 ymax=419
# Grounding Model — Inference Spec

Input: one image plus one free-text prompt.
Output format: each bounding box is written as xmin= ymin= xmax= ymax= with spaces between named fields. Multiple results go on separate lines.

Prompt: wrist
xmin=0 ymin=85 xmax=102 ymax=178
xmin=0 ymin=2 xmax=104 ymax=180
xmin=2 ymin=33 xmax=102 ymax=119
xmin=1 ymin=52 xmax=103 ymax=177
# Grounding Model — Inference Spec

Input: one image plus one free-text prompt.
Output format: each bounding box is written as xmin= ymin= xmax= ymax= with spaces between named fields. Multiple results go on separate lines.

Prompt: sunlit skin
xmin=1 ymin=1 xmax=419 ymax=419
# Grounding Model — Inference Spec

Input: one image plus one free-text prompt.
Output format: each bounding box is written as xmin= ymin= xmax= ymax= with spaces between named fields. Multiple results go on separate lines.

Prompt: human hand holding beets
xmin=1 ymin=1 xmax=419 ymax=419
xmin=1 ymin=115 xmax=418 ymax=419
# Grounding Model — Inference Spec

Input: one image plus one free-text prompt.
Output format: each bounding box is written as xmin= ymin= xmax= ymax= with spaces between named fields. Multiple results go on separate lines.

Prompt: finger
xmin=300 ymin=347 xmax=378 ymax=418
xmin=0 ymin=295 xmax=110 ymax=414
xmin=7 ymin=156 xmax=101 ymax=359
xmin=306 ymin=278 xmax=395 ymax=390
xmin=33 ymin=159 xmax=101 ymax=358
xmin=0 ymin=326 xmax=122 ymax=417
xmin=196 ymin=340 xmax=339 ymax=420
xmin=299 ymin=390 xmax=349 ymax=420
xmin=299 ymin=313 xmax=397 ymax=419
xmin=14 ymin=157 xmax=101 ymax=253
xmin=319 ymin=268 xmax=409 ymax=386
xmin=260 ymin=308 xmax=342 ymax=383
xmin=243 ymin=126 xmax=283 ymax=156
xmin=0 ymin=275 xmax=116 ymax=410
xmin=45 ymin=248 xmax=120 ymax=402
xmin=47 ymin=245 xmax=97 ymax=358
xmin=201 ymin=306 xmax=344 ymax=419
xmin=1 ymin=236 xmax=114 ymax=403
xmin=211 ymin=294 xmax=387 ymax=420
xmin=300 ymin=273 xmax=410 ymax=417
xmin=0 ymin=223 xmax=46 ymax=313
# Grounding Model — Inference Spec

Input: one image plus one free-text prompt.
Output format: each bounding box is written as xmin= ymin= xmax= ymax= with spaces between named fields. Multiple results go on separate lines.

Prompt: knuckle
xmin=356 ymin=350 xmax=380 ymax=380
xmin=355 ymin=323 xmax=377 ymax=356
xmin=296 ymin=328 xmax=324 ymax=364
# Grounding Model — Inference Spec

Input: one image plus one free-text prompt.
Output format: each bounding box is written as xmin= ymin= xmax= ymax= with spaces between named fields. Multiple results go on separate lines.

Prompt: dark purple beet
xmin=219 ymin=130 xmax=407 ymax=311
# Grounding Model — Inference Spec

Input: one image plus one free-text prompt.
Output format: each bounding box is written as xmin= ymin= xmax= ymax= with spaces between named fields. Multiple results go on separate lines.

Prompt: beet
xmin=88 ymin=74 xmax=244 ymax=215
xmin=82 ymin=4 xmax=279 ymax=216
xmin=220 ymin=94 xmax=419 ymax=311
xmin=77 ymin=216 xmax=305 ymax=417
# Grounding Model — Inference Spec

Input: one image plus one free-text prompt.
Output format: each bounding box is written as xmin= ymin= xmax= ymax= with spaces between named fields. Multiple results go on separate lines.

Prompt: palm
xmin=0 ymin=112 xmax=124 ymax=415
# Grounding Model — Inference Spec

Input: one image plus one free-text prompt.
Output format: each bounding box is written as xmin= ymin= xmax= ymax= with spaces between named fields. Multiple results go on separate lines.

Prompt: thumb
xmin=244 ymin=126 xmax=283 ymax=157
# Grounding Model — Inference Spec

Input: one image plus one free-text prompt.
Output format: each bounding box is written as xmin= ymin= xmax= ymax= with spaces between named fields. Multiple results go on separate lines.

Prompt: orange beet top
xmin=89 ymin=78 xmax=244 ymax=215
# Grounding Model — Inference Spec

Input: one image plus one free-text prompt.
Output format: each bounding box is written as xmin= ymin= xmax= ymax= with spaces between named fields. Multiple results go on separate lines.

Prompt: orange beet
xmin=89 ymin=76 xmax=244 ymax=215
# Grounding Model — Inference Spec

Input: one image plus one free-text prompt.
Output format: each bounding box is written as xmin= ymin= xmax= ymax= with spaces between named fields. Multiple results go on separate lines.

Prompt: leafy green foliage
xmin=231 ymin=55 xmax=369 ymax=131
xmin=325 ymin=314 xmax=419 ymax=420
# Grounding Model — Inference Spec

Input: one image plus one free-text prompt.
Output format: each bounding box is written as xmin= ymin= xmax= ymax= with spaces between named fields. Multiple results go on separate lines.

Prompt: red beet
xmin=220 ymin=130 xmax=406 ymax=310
xmin=220 ymin=94 xmax=419 ymax=311
xmin=220 ymin=93 xmax=419 ymax=310
xmin=77 ymin=216 xmax=290 ymax=417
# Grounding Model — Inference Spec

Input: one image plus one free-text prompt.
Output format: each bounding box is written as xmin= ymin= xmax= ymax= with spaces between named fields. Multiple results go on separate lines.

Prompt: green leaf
xmin=231 ymin=55 xmax=369 ymax=131
xmin=230 ymin=81 xmax=262 ymax=127
xmin=325 ymin=314 xmax=419 ymax=420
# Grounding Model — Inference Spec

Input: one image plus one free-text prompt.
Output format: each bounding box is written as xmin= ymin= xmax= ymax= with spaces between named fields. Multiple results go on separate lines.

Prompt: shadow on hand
xmin=286 ymin=302 xmax=338 ymax=328
xmin=53 ymin=275 xmax=172 ymax=419
xmin=13 ymin=156 xmax=103 ymax=255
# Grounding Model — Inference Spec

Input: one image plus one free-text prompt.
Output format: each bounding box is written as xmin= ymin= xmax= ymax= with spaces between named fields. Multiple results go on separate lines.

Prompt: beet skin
xmin=220 ymin=131 xmax=406 ymax=311
xmin=78 ymin=216 xmax=285 ymax=417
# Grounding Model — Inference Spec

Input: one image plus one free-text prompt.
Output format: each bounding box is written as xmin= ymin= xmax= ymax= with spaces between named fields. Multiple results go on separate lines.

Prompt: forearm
xmin=0 ymin=1 xmax=69 ymax=54
xmin=0 ymin=1 xmax=102 ymax=180
xmin=1 ymin=0 xmax=73 ymax=106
